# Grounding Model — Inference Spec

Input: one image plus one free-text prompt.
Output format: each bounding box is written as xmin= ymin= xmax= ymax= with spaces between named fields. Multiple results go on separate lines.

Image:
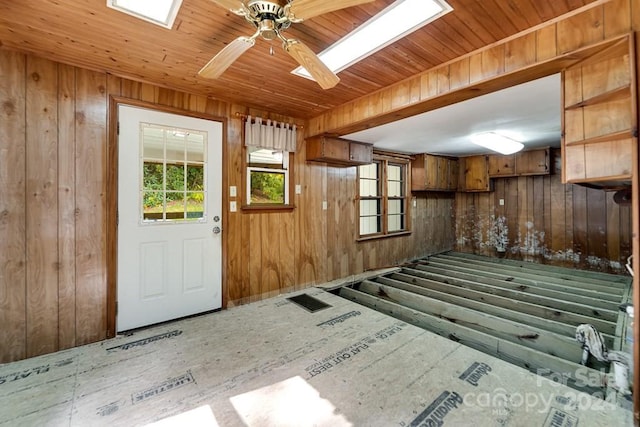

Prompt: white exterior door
xmin=117 ymin=105 xmax=222 ymax=332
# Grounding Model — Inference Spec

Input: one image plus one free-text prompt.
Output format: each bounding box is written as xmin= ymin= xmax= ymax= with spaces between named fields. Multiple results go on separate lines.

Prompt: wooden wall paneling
xmin=0 ymin=51 xmax=27 ymax=363
xmin=634 ymin=0 xmax=640 ymax=30
xmin=226 ymin=110 xmax=244 ymax=303
xmin=550 ymin=170 xmax=567 ymax=257
xmin=564 ymin=178 xmax=575 ymax=267
xmin=604 ymin=0 xmax=632 ymax=38
xmin=261 ymin=213 xmax=281 ymax=297
xmin=449 ymin=58 xmax=470 ymax=91
xmin=606 ymin=191 xmax=622 ymax=269
xmin=421 ymin=70 xmax=438 ymax=100
xmin=436 ymin=66 xmax=450 ymax=95
xmin=454 ymin=192 xmax=464 ymax=250
xmin=517 ymin=177 xmax=529 ymax=260
xmin=343 ymin=166 xmax=358 ymax=275
xmin=391 ymin=77 xmax=419 ymax=110
xmin=493 ymin=177 xmax=506 ymax=220
xmin=536 ymin=25 xmax=558 ymax=62
xmin=248 ymin=214 xmax=262 ymax=302
xmin=557 ymin=6 xmax=605 ymax=54
xmin=119 ymin=79 xmax=142 ymax=99
xmin=482 ymin=45 xmax=505 ymax=79
xmin=57 ymin=63 xmax=77 ymax=350
xmin=380 ymin=87 xmax=394 ymax=115
xmin=468 ymin=193 xmax=478 ymax=253
xmin=469 ymin=52 xmax=484 ymax=84
xmin=505 ymin=33 xmax=537 ymax=72
xmin=280 ymin=208 xmax=296 ymax=292
xmin=619 ymin=192 xmax=632 ymax=263
xmin=542 ymin=174 xmax=552 ymax=263
xmin=586 ymin=188 xmax=608 ymax=269
xmin=140 ymin=83 xmax=158 ymax=104
xmin=477 ymin=191 xmax=492 ymax=256
xmin=533 ymin=177 xmax=545 ymax=258
xmin=25 ymin=56 xmax=59 ymax=357
xmin=74 ymin=68 xmax=107 ymax=345
xmin=572 ymin=185 xmax=589 ymax=269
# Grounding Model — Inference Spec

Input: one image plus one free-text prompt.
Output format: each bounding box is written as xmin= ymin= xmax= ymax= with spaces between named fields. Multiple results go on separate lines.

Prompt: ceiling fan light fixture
xmin=471 ymin=132 xmax=524 ymax=155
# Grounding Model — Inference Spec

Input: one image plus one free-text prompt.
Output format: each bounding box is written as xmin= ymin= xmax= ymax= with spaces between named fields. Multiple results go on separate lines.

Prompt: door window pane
xmin=186 ymin=164 xmax=203 ymax=190
xmin=141 ymin=123 xmax=206 ymax=223
xmin=165 ymin=163 xmax=185 ymax=191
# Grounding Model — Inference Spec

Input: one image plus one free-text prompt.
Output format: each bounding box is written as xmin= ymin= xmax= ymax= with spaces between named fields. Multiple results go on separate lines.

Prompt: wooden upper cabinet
xmin=349 ymin=141 xmax=374 ymax=164
xmin=306 ymin=135 xmax=373 ymax=166
xmin=516 ymin=148 xmax=550 ymax=175
xmin=411 ymin=153 xmax=458 ymax=192
xmin=488 ymin=154 xmax=516 ymax=177
xmin=562 ymin=35 xmax=636 ymax=187
xmin=458 ymin=155 xmax=492 ymax=192
xmin=488 ymin=148 xmax=550 ymax=177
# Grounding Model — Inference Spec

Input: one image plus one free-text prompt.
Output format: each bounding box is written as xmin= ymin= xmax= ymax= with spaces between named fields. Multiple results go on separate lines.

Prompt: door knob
xmin=213 ymin=226 xmax=221 ymax=234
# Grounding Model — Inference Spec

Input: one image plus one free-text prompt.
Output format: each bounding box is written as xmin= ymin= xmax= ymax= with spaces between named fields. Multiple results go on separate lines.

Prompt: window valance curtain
xmin=244 ymin=115 xmax=297 ymax=152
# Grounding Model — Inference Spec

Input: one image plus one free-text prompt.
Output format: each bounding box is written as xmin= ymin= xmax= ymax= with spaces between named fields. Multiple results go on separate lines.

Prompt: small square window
xmin=107 ymin=0 xmax=183 ymax=29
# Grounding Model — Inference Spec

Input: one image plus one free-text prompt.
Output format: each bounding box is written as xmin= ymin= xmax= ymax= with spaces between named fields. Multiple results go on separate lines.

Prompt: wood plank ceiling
xmin=0 ymin=0 xmax=598 ymax=119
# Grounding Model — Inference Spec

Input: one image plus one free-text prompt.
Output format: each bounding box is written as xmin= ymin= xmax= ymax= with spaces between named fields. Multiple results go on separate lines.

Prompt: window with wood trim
xmin=357 ymin=157 xmax=409 ymax=238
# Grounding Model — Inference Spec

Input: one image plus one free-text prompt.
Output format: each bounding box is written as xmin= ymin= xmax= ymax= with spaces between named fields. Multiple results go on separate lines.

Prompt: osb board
xmin=0 ymin=290 xmax=631 ymax=426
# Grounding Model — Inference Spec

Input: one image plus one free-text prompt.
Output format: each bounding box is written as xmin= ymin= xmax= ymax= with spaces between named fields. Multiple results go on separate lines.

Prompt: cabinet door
xmin=562 ymin=35 xmax=636 ymax=185
xmin=460 ymin=155 xmax=490 ymax=191
xmin=436 ymin=157 xmax=449 ymax=189
xmin=447 ymin=159 xmax=459 ymax=190
xmin=424 ymin=155 xmax=439 ymax=188
xmin=322 ymin=138 xmax=350 ymax=160
xmin=349 ymin=142 xmax=373 ymax=164
xmin=515 ymin=149 xmax=549 ymax=175
xmin=488 ymin=154 xmax=516 ymax=176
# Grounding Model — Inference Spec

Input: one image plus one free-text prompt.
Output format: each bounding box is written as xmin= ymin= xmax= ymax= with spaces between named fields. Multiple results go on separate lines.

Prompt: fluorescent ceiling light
xmin=471 ymin=132 xmax=524 ymax=155
xmin=292 ymin=0 xmax=452 ymax=80
xmin=107 ymin=0 xmax=183 ymax=29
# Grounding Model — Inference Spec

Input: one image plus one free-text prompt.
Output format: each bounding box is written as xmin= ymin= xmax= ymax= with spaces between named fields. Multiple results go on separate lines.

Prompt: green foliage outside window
xmin=250 ymin=171 xmax=285 ymax=204
xmin=143 ymin=162 xmax=204 ymax=211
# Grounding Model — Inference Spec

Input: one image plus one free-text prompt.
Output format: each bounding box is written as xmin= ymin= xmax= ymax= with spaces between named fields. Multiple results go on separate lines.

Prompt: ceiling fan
xmin=199 ymin=0 xmax=375 ymax=89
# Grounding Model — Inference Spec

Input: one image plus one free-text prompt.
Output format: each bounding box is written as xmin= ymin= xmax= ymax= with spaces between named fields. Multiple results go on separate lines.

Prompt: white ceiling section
xmin=345 ymin=73 xmax=561 ymax=156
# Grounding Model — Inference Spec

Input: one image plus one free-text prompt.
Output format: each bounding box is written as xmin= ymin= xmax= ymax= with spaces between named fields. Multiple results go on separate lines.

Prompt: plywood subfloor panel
xmin=0 ymin=289 xmax=630 ymax=426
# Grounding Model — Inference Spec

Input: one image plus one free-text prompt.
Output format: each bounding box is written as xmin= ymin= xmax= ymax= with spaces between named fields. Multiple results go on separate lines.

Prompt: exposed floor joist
xmin=336 ymin=252 xmax=632 ymax=397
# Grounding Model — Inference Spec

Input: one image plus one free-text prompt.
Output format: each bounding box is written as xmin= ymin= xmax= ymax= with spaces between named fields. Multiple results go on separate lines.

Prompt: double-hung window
xmin=357 ymin=156 xmax=409 ymax=238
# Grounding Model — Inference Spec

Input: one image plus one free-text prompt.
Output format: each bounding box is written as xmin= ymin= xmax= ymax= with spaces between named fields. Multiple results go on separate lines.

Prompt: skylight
xmin=107 ymin=0 xmax=183 ymax=29
xmin=292 ymin=0 xmax=452 ymax=80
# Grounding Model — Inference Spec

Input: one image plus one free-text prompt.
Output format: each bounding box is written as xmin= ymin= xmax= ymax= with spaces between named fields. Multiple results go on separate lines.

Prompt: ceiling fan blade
xmin=287 ymin=0 xmax=375 ymax=21
xmin=199 ymin=37 xmax=255 ymax=79
xmin=210 ymin=0 xmax=245 ymax=14
xmin=284 ymin=40 xmax=339 ymax=90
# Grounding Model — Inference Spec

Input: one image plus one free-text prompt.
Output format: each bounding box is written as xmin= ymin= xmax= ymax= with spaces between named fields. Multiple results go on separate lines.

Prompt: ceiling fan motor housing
xmin=246 ymin=0 xmax=291 ymax=40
